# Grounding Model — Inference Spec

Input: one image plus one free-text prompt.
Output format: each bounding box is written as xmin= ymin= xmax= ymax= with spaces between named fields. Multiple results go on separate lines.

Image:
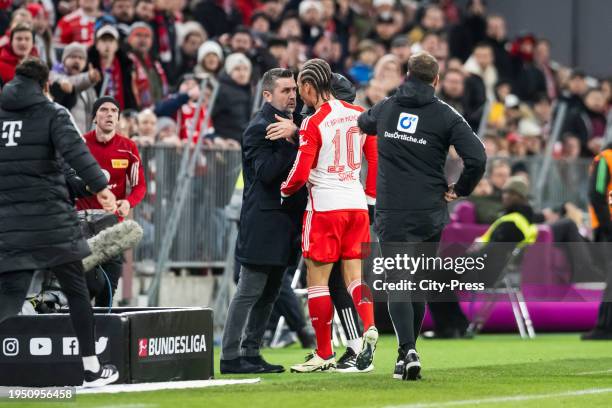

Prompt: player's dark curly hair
xmin=299 ymin=58 xmax=332 ymax=103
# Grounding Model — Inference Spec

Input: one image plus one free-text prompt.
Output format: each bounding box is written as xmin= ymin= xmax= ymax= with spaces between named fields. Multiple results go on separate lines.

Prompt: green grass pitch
xmin=10 ymin=334 xmax=612 ymax=408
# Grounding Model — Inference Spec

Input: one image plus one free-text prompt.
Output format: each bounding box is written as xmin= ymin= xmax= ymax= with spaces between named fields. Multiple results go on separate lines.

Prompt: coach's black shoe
xmin=404 ymin=350 xmax=422 ymax=380
xmin=581 ymin=329 xmax=612 ymax=340
xmin=220 ymin=357 xmax=265 ymax=374
xmin=83 ymin=364 xmax=119 ymax=387
xmin=393 ymin=348 xmax=421 ymax=381
xmin=243 ymin=356 xmax=285 ymax=373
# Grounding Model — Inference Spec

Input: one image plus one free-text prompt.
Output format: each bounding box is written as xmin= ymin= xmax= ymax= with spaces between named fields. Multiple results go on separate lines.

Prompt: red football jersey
xmin=76 ymin=131 xmax=146 ymax=213
xmin=281 ymin=100 xmax=377 ymax=212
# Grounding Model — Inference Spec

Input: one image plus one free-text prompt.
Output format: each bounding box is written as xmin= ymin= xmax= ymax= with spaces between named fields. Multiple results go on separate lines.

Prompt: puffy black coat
xmin=236 ymin=102 xmax=306 ymax=267
xmin=212 ymin=73 xmax=252 ymax=143
xmin=0 ymin=75 xmax=107 ymax=274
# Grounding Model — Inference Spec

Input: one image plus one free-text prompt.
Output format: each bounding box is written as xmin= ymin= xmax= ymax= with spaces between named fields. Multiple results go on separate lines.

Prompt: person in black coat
xmin=0 ymin=58 xmax=119 ymax=386
xmin=221 ymin=68 xmax=305 ymax=374
xmin=358 ymin=52 xmax=486 ymax=380
xmin=211 ymin=53 xmax=253 ymax=148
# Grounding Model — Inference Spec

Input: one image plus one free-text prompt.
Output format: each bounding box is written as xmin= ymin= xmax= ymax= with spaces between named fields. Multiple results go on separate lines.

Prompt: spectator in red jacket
xmin=76 ymin=96 xmax=146 ymax=306
xmin=0 ymin=23 xmax=35 ymax=84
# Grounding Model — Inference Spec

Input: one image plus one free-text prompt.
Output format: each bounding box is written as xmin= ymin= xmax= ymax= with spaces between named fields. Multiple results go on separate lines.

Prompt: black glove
xmin=368 ymin=204 xmax=375 ymax=226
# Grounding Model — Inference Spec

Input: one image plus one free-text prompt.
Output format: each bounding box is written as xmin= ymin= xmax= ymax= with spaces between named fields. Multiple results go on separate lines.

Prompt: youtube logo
xmin=29 ymin=338 xmax=52 ymax=356
xmin=138 ymin=338 xmax=148 ymax=357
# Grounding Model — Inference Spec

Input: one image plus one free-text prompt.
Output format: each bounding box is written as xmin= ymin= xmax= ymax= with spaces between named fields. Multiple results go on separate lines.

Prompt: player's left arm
xmin=362 ymin=134 xmax=377 ymax=204
xmin=280 ymin=120 xmax=320 ymax=198
xmin=126 ymin=143 xmax=147 ymax=208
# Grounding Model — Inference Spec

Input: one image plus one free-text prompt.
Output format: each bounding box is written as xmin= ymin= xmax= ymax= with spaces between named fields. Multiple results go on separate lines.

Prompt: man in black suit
xmin=221 ymin=68 xmax=305 ymax=374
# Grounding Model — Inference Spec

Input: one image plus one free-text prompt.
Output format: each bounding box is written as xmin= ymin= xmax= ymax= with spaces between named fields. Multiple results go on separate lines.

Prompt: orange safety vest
xmin=589 ymin=148 xmax=612 ymax=229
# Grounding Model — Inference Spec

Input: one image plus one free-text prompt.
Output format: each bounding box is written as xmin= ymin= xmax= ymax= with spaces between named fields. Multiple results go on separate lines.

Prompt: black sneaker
xmin=356 ymin=326 xmax=378 ymax=371
xmin=393 ymin=348 xmax=405 ymax=380
xmin=393 ymin=348 xmax=421 ymax=381
xmin=220 ymin=357 xmax=265 ymax=374
xmin=83 ymin=364 xmax=119 ymax=387
xmin=334 ymin=347 xmax=360 ymax=373
xmin=243 ymin=355 xmax=285 ymax=373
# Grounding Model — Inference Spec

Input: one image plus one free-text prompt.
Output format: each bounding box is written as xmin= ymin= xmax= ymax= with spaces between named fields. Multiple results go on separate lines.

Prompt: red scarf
xmin=103 ymin=57 xmax=125 ymax=109
xmin=129 ymin=52 xmax=168 ymax=108
xmin=154 ymin=10 xmax=172 ymax=63
xmin=177 ymin=102 xmax=213 ymax=143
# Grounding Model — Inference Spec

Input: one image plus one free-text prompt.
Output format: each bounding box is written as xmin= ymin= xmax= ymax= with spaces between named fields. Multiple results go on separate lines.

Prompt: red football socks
xmin=347 ymin=279 xmax=375 ymax=332
xmin=307 ymin=286 xmax=334 ymax=359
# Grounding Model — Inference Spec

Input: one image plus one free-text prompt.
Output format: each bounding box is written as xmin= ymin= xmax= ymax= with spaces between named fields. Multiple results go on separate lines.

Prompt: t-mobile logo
xmin=138 ymin=338 xmax=148 ymax=357
xmin=1 ymin=121 xmax=22 ymax=147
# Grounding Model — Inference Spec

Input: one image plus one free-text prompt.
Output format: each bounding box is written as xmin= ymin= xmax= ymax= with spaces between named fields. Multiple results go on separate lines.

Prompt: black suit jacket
xmin=236 ymin=103 xmax=307 ymax=267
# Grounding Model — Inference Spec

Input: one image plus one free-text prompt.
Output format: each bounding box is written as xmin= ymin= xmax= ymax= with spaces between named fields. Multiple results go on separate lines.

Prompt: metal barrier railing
xmin=132 ymin=149 xmax=593 ymax=274
xmin=132 ymin=145 xmax=242 ymax=269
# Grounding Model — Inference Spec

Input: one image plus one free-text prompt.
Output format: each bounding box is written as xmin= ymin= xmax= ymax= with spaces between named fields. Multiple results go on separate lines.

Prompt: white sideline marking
xmin=78 ymin=378 xmax=261 ymax=395
xmin=385 ymin=387 xmax=612 ymax=408
xmin=575 ymin=369 xmax=612 ymax=375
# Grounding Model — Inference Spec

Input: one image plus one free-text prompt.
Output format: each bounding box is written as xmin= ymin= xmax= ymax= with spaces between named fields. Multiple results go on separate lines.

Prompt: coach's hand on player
xmin=96 ymin=188 xmax=117 ymax=212
xmin=444 ymin=183 xmax=459 ymax=203
xmin=116 ymin=199 xmax=131 ymax=217
xmin=266 ymin=114 xmax=297 ymax=141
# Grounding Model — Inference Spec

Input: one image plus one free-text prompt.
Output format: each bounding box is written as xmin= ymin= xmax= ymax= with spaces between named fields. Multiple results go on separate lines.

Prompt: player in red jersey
xmin=281 ymin=59 xmax=378 ymax=373
xmin=76 ymin=96 xmax=146 ymax=306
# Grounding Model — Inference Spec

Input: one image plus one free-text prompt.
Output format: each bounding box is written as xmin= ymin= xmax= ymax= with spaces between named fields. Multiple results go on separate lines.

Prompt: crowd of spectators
xmin=0 ymin=0 xmax=609 ymax=157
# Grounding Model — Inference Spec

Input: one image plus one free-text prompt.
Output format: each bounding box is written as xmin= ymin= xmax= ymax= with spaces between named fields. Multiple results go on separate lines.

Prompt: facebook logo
xmin=63 ymin=337 xmax=79 ymax=355
xmin=62 ymin=337 xmax=108 ymax=355
xmin=397 ymin=113 xmax=419 ymax=134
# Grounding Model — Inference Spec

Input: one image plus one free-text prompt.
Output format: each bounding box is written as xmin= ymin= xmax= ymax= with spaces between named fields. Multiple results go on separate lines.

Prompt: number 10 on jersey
xmin=327 ymin=126 xmax=363 ymax=173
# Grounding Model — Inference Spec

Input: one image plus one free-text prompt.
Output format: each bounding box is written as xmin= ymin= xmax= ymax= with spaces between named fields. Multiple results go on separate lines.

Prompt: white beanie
xmin=299 ymin=0 xmax=323 ymax=17
xmin=178 ymin=21 xmax=207 ymax=46
xmin=197 ymin=40 xmax=224 ymax=65
xmin=224 ymin=53 xmax=252 ymax=75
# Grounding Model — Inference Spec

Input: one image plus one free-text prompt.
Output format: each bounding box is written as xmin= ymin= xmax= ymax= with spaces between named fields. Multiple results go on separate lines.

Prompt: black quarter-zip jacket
xmin=358 ymin=76 xmax=487 ymax=212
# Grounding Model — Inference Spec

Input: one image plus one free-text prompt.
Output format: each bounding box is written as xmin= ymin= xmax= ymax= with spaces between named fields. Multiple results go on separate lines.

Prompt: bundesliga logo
xmin=137 ymin=335 xmax=207 ymax=358
xmin=138 ymin=338 xmax=148 ymax=357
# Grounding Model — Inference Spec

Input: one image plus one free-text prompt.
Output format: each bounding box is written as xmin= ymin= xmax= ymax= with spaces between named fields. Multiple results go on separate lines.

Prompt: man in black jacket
xmin=0 ymin=58 xmax=119 ymax=387
xmin=358 ymin=51 xmax=486 ymax=380
xmin=221 ymin=68 xmax=304 ymax=374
